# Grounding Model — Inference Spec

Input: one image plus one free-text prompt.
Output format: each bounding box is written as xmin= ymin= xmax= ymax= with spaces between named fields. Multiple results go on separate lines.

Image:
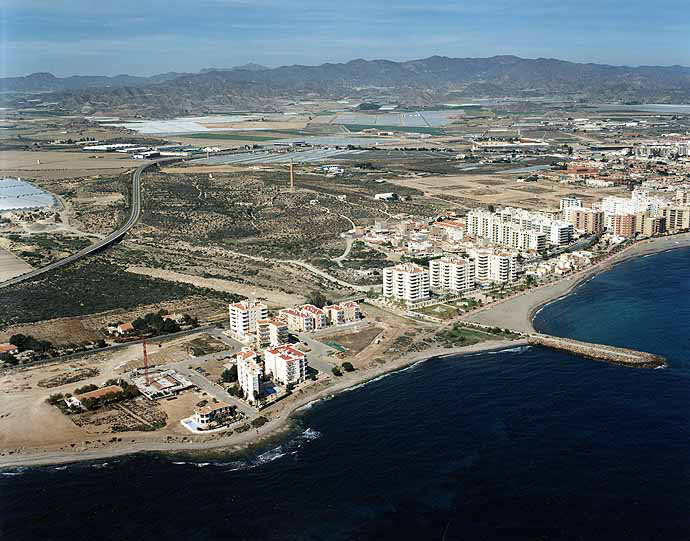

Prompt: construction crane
xmin=142 ymin=339 xmax=151 ymax=385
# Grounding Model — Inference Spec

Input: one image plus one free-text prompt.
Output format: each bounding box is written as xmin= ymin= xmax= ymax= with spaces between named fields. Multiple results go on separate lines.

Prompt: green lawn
xmin=416 ymin=304 xmax=459 ymax=320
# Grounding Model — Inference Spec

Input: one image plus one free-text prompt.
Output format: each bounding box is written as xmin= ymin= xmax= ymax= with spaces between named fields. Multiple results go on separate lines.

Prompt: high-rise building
xmin=564 ymin=207 xmax=605 ymax=234
xmin=661 ymin=207 xmax=690 ymax=231
xmin=610 ymin=214 xmax=637 ymax=237
xmin=382 ymin=263 xmax=430 ymax=303
xmin=465 ymin=209 xmax=549 ymax=251
xmin=236 ymin=349 xmax=262 ymax=403
xmin=228 ymin=300 xmax=268 ymax=340
xmin=429 ymin=256 xmax=475 ymax=293
xmin=468 ymin=248 xmax=518 ymax=284
xmin=635 ymin=212 xmax=666 ymax=237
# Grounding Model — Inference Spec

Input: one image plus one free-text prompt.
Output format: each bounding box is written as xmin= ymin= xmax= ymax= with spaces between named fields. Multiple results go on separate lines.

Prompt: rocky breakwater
xmin=528 ymin=334 xmax=667 ymax=368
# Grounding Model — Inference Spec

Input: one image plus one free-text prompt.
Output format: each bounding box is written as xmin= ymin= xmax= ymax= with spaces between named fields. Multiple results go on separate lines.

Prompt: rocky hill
xmin=6 ymin=55 xmax=690 ymax=114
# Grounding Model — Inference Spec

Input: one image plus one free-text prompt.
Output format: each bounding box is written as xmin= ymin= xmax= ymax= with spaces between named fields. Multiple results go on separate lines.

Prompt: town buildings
xmin=323 ymin=301 xmax=361 ymax=326
xmin=383 ymin=263 xmax=430 ymax=303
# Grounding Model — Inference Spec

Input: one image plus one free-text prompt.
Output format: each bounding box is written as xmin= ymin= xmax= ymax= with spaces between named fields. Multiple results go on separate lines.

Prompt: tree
xmin=10 ymin=334 xmax=52 ymax=353
xmin=306 ymin=290 xmax=331 ymax=308
xmin=332 ymin=366 xmax=343 ymax=377
xmin=0 ymin=352 xmax=18 ymax=365
xmin=221 ymin=366 xmax=238 ymax=383
xmin=341 ymin=362 xmax=355 ymax=372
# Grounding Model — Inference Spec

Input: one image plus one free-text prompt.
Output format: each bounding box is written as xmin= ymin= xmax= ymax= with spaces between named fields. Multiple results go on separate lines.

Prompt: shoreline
xmin=464 ymin=232 xmax=690 ymax=334
xmin=0 ymin=339 xmax=528 ymax=469
xmin=4 ymin=233 xmax=689 ymax=470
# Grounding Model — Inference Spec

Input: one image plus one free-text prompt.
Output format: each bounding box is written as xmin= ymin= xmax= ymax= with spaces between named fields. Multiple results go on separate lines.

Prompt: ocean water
xmin=2 ymin=249 xmax=690 ymax=540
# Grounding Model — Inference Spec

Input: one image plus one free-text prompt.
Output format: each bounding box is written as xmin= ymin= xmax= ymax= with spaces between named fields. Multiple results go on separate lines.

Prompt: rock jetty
xmin=528 ymin=334 xmax=667 ymax=368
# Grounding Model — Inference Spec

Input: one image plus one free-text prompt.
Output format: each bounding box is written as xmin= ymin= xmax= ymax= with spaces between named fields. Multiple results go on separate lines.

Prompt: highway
xmin=0 ymin=159 xmax=172 ymax=289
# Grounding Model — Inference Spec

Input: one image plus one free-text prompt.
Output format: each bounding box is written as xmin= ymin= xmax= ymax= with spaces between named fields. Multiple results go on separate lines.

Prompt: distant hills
xmin=4 ymin=55 xmax=690 ymax=114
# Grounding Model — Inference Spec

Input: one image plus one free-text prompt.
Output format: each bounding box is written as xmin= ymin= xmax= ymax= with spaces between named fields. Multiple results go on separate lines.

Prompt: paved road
xmin=0 ymin=158 xmax=176 ymax=289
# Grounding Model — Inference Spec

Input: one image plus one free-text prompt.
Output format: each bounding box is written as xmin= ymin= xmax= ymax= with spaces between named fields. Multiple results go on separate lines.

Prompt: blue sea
xmin=2 ymin=248 xmax=690 ymax=540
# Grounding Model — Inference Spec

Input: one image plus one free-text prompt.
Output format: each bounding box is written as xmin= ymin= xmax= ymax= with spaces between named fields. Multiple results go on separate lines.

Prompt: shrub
xmin=251 ymin=416 xmax=269 ymax=428
xmin=74 ymin=384 xmax=98 ymax=395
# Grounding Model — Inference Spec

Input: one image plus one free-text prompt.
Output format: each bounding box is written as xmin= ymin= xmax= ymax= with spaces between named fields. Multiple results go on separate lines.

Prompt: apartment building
xmin=468 ymin=248 xmax=518 ymax=284
xmin=341 ymin=301 xmax=361 ymax=322
xmin=661 ymin=207 xmax=690 ymax=231
xmin=257 ymin=318 xmax=288 ymax=347
xmin=279 ymin=304 xmax=329 ymax=333
xmin=324 ymin=301 xmax=361 ymax=325
xmin=610 ymin=214 xmax=637 ymax=237
xmin=635 ymin=213 xmax=667 ymax=237
xmin=382 ymin=263 xmax=430 ymax=303
xmin=466 ymin=209 xmax=548 ymax=251
xmin=236 ymin=349 xmax=262 ymax=403
xmin=228 ymin=300 xmax=268 ymax=341
xmin=560 ymin=196 xmax=583 ymax=211
xmin=264 ymin=344 xmax=307 ymax=385
xmin=429 ymin=256 xmax=476 ymax=293
xmin=300 ymin=305 xmax=329 ymax=329
xmin=495 ymin=207 xmax=574 ymax=246
xmin=564 ymin=207 xmax=605 ymax=234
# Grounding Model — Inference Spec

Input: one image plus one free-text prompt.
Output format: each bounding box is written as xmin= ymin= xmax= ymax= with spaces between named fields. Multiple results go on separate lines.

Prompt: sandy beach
xmin=464 ymin=232 xmax=690 ymax=333
xmin=0 ymin=339 xmax=527 ymax=468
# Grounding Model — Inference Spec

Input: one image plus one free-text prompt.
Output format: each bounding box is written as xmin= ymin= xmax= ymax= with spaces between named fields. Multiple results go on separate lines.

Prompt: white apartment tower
xmin=236 ymin=349 xmax=262 ymax=403
xmin=228 ymin=300 xmax=268 ymax=340
xmin=469 ymin=248 xmax=518 ymax=284
xmin=429 ymin=256 xmax=476 ymax=293
xmin=382 ymin=263 xmax=430 ymax=303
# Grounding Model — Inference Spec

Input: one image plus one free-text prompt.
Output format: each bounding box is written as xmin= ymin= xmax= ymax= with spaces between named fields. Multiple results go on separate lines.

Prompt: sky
xmin=1 ymin=0 xmax=689 ymax=77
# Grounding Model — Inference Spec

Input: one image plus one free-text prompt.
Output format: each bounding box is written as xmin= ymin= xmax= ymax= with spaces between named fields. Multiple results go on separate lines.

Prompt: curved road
xmin=0 ymin=159 xmax=169 ymax=289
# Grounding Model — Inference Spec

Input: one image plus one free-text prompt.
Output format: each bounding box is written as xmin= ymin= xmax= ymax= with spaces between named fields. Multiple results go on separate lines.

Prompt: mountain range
xmin=4 ymin=55 xmax=690 ymax=114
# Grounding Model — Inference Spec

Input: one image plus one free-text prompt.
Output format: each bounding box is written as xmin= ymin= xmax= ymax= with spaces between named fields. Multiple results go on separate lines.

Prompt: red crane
xmin=142 ymin=339 xmax=151 ymax=385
